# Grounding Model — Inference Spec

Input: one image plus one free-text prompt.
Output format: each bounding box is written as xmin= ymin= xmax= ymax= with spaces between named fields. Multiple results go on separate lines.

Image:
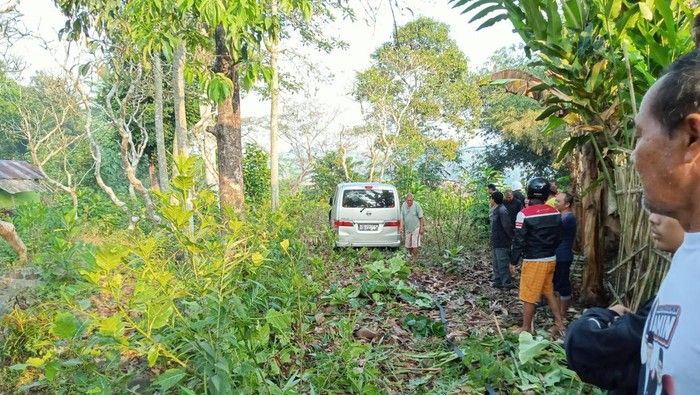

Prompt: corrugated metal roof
xmin=0 ymin=160 xmax=45 ymax=194
xmin=0 ymin=160 xmax=44 ymax=180
xmin=0 ymin=179 xmax=46 ymax=194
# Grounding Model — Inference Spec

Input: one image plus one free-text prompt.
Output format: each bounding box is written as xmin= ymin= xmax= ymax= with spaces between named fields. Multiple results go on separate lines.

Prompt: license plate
xmin=358 ymin=224 xmax=379 ymax=231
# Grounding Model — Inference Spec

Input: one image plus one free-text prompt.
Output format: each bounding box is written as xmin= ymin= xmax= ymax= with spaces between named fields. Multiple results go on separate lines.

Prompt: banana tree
xmin=451 ymin=0 xmax=698 ymax=304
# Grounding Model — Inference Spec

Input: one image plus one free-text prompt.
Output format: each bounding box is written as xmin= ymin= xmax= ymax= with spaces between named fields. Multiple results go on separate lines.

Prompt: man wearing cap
xmin=631 ymin=49 xmax=700 ymax=393
xmin=510 ymin=177 xmax=564 ymax=336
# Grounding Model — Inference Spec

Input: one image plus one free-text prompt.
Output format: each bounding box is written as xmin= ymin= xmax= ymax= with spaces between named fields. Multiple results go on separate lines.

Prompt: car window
xmin=342 ymin=189 xmax=395 ymax=208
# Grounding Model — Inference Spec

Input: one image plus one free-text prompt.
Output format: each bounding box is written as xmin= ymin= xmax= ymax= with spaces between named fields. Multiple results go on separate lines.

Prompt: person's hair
xmin=561 ymin=192 xmax=574 ymax=207
xmin=406 ymin=192 xmax=414 ymax=199
xmin=651 ymin=49 xmax=700 ymax=134
xmin=491 ymin=191 xmax=504 ymax=205
xmin=487 ymin=183 xmax=496 ymax=191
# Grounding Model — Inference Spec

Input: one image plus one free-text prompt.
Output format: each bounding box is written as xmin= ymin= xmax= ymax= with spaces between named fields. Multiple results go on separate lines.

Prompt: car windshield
xmin=342 ymin=189 xmax=395 ymax=208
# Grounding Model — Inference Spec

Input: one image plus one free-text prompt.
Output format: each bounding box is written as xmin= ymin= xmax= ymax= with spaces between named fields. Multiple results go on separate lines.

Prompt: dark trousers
xmin=491 ymin=247 xmax=512 ymax=286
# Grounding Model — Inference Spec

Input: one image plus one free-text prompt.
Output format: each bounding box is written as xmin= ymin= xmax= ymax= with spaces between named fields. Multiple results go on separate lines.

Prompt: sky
xmin=10 ymin=0 xmax=524 ymax=182
xmin=12 ymin=0 xmax=522 ymax=122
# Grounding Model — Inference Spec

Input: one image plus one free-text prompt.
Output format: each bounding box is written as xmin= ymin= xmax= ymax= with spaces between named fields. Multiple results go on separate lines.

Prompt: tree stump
xmin=0 ymin=220 xmax=27 ymax=263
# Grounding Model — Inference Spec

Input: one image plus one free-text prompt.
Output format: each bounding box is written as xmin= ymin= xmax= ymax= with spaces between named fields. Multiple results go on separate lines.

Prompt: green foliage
xmin=242 ymin=142 xmax=271 ymax=203
xmin=415 ymin=180 xmax=490 ymax=255
xmin=452 ymin=0 xmax=698 ymax=166
xmin=308 ymin=151 xmax=358 ymax=201
xmin=0 ymin=66 xmax=24 ymax=159
xmin=3 ymin=159 xmax=329 ymax=393
xmin=402 ymin=313 xmax=446 ymax=337
xmin=323 ymin=255 xmax=433 ymax=309
xmin=354 ymin=17 xmax=481 ymax=179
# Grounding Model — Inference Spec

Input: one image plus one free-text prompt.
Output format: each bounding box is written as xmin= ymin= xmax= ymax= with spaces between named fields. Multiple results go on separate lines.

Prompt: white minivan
xmin=329 ymin=182 xmax=401 ymax=248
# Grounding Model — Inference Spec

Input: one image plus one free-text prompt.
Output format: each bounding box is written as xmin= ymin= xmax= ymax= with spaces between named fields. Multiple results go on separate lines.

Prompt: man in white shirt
xmin=399 ymin=193 xmax=425 ymax=263
xmin=632 ymin=49 xmax=700 ymax=394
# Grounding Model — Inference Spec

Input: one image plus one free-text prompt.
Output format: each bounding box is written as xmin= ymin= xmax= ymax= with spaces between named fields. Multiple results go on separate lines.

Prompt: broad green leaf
xmin=265 ymin=308 xmax=292 ymax=342
xmin=540 ymin=116 xmax=565 ymax=136
xmin=585 ymin=59 xmax=608 ymax=92
xmin=477 ymin=13 xmax=509 ymax=30
xmin=153 ymin=368 xmax=186 ymax=392
xmin=468 ymin=4 xmax=502 ymax=23
xmin=603 ymin=0 xmax=623 ymax=20
xmin=146 ymin=302 xmax=173 ymax=331
xmin=95 ymin=245 xmax=129 ymax=272
xmin=556 ymin=135 xmax=588 ymax=163
xmin=207 ymin=73 xmax=233 ymax=103
xmin=147 ymin=345 xmax=160 ymax=367
xmin=638 ymin=2 xmax=653 ymax=20
xmin=654 ymin=0 xmax=677 ymax=41
xmin=161 ymin=205 xmax=193 ymax=229
xmin=178 ymin=387 xmax=198 ymax=395
xmin=99 ymin=314 xmax=125 ymax=338
xmin=44 ymin=361 xmax=60 ymax=381
xmin=518 ymin=331 xmax=550 ymax=364
xmin=563 ymin=0 xmax=583 ymax=29
xmin=545 ymin=0 xmax=563 ymax=39
xmin=52 ymin=312 xmax=81 ymax=339
xmin=252 ymin=324 xmax=270 ymax=348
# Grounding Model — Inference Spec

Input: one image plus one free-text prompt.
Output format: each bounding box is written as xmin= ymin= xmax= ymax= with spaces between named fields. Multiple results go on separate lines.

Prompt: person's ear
xmin=684 ymin=113 xmax=700 ymax=163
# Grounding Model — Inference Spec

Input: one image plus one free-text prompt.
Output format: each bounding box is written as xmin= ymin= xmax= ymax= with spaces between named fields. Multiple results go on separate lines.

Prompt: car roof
xmin=337 ymin=182 xmax=397 ymax=189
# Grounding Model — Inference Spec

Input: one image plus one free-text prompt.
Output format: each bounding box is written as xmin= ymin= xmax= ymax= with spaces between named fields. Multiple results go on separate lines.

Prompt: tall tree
xmin=353 ymin=17 xmax=481 ymax=181
xmin=172 ymin=41 xmax=188 ymax=160
xmin=268 ymin=0 xmax=281 ymax=211
xmin=12 ymin=73 xmax=90 ymax=215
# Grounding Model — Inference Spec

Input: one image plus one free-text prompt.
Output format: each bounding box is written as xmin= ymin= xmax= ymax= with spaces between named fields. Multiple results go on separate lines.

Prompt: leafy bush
xmin=6 ymin=157 xmax=326 ymax=393
xmin=242 ymin=142 xmax=271 ymax=203
xmin=417 ymin=183 xmax=489 ymax=254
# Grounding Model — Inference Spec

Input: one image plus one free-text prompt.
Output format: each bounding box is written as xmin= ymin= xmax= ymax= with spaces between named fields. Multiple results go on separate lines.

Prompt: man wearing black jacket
xmin=565 ymin=300 xmax=653 ymax=394
xmin=489 ymin=191 xmax=514 ymax=289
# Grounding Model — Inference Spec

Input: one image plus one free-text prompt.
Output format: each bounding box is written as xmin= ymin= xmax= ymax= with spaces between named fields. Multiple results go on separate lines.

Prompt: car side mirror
xmin=328 ymin=197 xmax=333 ymax=205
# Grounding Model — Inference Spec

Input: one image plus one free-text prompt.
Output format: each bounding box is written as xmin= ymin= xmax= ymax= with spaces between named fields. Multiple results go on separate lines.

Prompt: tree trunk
xmin=339 ymin=146 xmax=350 ymax=181
xmin=197 ymin=102 xmax=219 ymax=188
xmin=173 ymin=41 xmax=188 ymax=160
xmin=75 ymin=79 xmax=128 ymax=212
xmin=118 ymin=131 xmax=160 ymax=223
xmin=0 ymin=220 xmax=27 ymax=263
xmin=149 ymin=158 xmax=159 ymax=191
xmin=269 ymin=0 xmax=280 ymax=211
xmin=153 ymin=53 xmax=170 ymax=190
xmin=213 ymin=25 xmax=245 ymax=214
xmin=580 ymin=142 xmax=605 ymax=305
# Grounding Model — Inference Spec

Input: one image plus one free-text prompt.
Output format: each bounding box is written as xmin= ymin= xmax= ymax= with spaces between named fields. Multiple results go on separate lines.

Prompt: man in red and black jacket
xmin=510 ymin=177 xmax=565 ymax=336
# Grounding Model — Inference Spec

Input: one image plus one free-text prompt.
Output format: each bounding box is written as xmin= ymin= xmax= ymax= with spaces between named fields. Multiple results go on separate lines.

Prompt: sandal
xmin=549 ymin=324 xmax=565 ymax=339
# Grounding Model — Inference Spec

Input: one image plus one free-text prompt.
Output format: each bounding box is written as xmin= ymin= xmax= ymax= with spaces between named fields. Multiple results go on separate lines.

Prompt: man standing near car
xmin=399 ymin=193 xmax=425 ymax=263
